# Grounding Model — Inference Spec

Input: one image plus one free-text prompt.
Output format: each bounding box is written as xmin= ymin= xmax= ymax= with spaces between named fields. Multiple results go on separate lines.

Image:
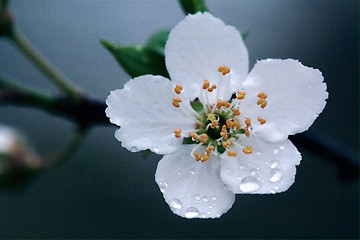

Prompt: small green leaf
xmin=240 ymin=29 xmax=250 ymax=40
xmin=100 ymin=39 xmax=169 ymax=78
xmin=183 ymin=136 xmax=197 ymax=144
xmin=178 ymin=0 xmax=209 ymax=14
xmin=145 ymin=29 xmax=171 ymax=54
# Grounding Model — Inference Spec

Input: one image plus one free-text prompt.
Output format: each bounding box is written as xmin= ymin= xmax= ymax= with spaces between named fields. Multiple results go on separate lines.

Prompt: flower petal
xmin=165 ymin=12 xmax=249 ymax=102
xmin=105 ymin=75 xmax=196 ymax=154
xmin=220 ymin=136 xmax=301 ymax=194
xmin=241 ymin=59 xmax=328 ymax=142
xmin=155 ymin=145 xmax=235 ymax=218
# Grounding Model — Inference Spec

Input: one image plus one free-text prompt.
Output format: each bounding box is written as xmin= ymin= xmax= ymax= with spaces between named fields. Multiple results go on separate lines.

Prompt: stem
xmin=10 ymin=30 xmax=83 ymax=102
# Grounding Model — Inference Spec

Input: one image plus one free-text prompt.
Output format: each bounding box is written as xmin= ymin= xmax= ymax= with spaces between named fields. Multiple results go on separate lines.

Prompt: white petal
xmin=220 ymin=136 xmax=301 ymax=194
xmin=155 ymin=145 xmax=235 ymax=218
xmin=105 ymin=75 xmax=196 ymax=154
xmin=165 ymin=12 xmax=248 ymax=102
xmin=241 ymin=59 xmax=328 ymax=142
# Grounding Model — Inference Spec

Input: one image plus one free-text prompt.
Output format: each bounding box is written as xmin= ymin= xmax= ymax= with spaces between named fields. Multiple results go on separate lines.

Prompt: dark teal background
xmin=0 ymin=0 xmax=358 ymax=238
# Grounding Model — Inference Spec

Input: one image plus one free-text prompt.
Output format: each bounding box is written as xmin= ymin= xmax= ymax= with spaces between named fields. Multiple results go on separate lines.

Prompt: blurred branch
xmin=290 ymin=132 xmax=359 ymax=181
xmin=9 ymin=30 xmax=83 ymax=102
xmin=0 ymin=76 xmax=108 ymax=128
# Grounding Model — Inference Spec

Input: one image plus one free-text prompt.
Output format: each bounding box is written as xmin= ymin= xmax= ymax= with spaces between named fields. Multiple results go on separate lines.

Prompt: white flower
xmin=106 ymin=12 xmax=328 ymax=219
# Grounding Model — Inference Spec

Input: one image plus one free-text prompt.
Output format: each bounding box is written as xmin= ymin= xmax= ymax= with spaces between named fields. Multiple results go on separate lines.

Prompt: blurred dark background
xmin=0 ymin=0 xmax=358 ymax=238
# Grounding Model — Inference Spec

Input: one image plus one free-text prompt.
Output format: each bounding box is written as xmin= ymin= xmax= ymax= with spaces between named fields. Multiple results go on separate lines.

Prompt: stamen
xmin=233 ymin=120 xmax=241 ymax=130
xmin=243 ymin=145 xmax=253 ymax=154
xmin=257 ymin=98 xmax=265 ymax=105
xmin=260 ymin=101 xmax=268 ymax=108
xmin=231 ymin=108 xmax=240 ymax=116
xmin=245 ymin=118 xmax=252 ymax=127
xmin=189 ymin=131 xmax=199 ymax=141
xmin=203 ymin=80 xmax=210 ymax=89
xmin=227 ymin=151 xmax=237 ymax=157
xmin=218 ymin=64 xmax=231 ymax=75
xmin=210 ymin=121 xmax=218 ymax=128
xmin=206 ymin=145 xmax=214 ymax=154
xmin=237 ymin=91 xmax=246 ymax=100
xmin=257 ymin=92 xmax=266 ymax=98
xmin=194 ymin=151 xmax=201 ymax=161
xmin=257 ymin=116 xmax=267 ymax=125
xmin=172 ymin=97 xmax=182 ymax=108
xmin=200 ymin=153 xmax=210 ymax=162
xmin=174 ymin=84 xmax=183 ymax=94
xmin=199 ymin=134 xmax=208 ymax=143
xmin=244 ymin=126 xmax=250 ymax=137
xmin=174 ymin=128 xmax=182 ymax=138
xmin=208 ymin=84 xmax=217 ymax=92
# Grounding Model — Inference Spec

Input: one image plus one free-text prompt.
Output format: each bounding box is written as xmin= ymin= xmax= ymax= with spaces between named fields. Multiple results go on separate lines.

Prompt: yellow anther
xmin=257 ymin=98 xmax=265 ymax=105
xmin=222 ymin=141 xmax=228 ymax=148
xmin=220 ymin=131 xmax=228 ymax=139
xmin=223 ymin=101 xmax=231 ymax=108
xmin=226 ymin=139 xmax=232 ymax=146
xmin=226 ymin=119 xmax=233 ymax=128
xmin=194 ymin=152 xmax=201 ymax=161
xmin=210 ymin=120 xmax=218 ymax=129
xmin=257 ymin=116 xmax=267 ymax=125
xmin=189 ymin=131 xmax=199 ymax=141
xmin=244 ymin=126 xmax=250 ymax=137
xmin=203 ymin=80 xmax=210 ymax=89
xmin=236 ymin=91 xmax=246 ymax=100
xmin=174 ymin=84 xmax=183 ymax=94
xmin=243 ymin=145 xmax=253 ymax=154
xmin=232 ymin=108 xmax=240 ymax=116
xmin=216 ymin=99 xmax=223 ymax=109
xmin=208 ymin=84 xmax=217 ymax=92
xmin=174 ymin=128 xmax=182 ymax=138
xmin=221 ymin=125 xmax=227 ymax=131
xmin=257 ymin=92 xmax=265 ymax=98
xmin=200 ymin=153 xmax=210 ymax=162
xmin=260 ymin=101 xmax=268 ymax=109
xmin=172 ymin=97 xmax=182 ymax=107
xmin=199 ymin=134 xmax=208 ymax=143
xmin=218 ymin=64 xmax=231 ymax=75
xmin=227 ymin=151 xmax=237 ymax=157
xmin=206 ymin=145 xmax=214 ymax=154
xmin=233 ymin=120 xmax=241 ymax=130
xmin=245 ymin=118 xmax=251 ymax=127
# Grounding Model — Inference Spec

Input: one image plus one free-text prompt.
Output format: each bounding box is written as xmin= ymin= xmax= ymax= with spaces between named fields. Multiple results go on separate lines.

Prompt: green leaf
xmin=145 ymin=29 xmax=170 ymax=54
xmin=100 ymin=39 xmax=169 ymax=78
xmin=178 ymin=0 xmax=209 ymax=14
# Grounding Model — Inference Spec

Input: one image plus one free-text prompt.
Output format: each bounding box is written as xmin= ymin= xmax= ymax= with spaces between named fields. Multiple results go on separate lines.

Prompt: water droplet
xmin=240 ymin=176 xmax=260 ymax=193
xmin=279 ymin=145 xmax=284 ymax=150
xmin=178 ymin=194 xmax=182 ymax=198
xmin=269 ymin=169 xmax=283 ymax=182
xmin=270 ymin=160 xmax=279 ymax=169
xmin=163 ymin=181 xmax=169 ymax=187
xmin=212 ymin=196 xmax=217 ymax=201
xmin=160 ymin=187 xmax=165 ymax=193
xmin=209 ymin=205 xmax=213 ymax=209
xmin=190 ymin=169 xmax=195 ymax=175
xmin=251 ymin=171 xmax=256 ymax=176
xmin=195 ymin=194 xmax=200 ymax=201
xmin=184 ymin=207 xmax=199 ymax=218
xmin=170 ymin=199 xmax=182 ymax=209
xmin=153 ymin=147 xmax=159 ymax=153
xmin=270 ymin=190 xmax=275 ymax=194
xmin=256 ymin=151 xmax=261 ymax=155
xmin=176 ymin=171 xmax=181 ymax=176
xmin=130 ymin=146 xmax=139 ymax=152
xmin=239 ymin=165 xmax=244 ymax=170
xmin=273 ymin=148 xmax=279 ymax=154
xmin=236 ymin=176 xmax=242 ymax=180
xmin=202 ymin=196 xmax=208 ymax=202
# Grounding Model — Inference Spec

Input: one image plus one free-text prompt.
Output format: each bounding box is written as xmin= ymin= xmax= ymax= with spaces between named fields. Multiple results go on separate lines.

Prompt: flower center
xmin=172 ymin=65 xmax=268 ymax=162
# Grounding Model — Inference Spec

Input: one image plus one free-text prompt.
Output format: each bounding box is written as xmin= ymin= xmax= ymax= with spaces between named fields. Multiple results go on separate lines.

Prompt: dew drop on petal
xmin=184 ymin=207 xmax=200 ymax=218
xmin=153 ymin=147 xmax=159 ymax=153
xmin=202 ymin=196 xmax=208 ymax=202
xmin=240 ymin=176 xmax=260 ymax=193
xmin=273 ymin=148 xmax=279 ymax=154
xmin=212 ymin=196 xmax=217 ymax=201
xmin=269 ymin=169 xmax=283 ymax=182
xmin=270 ymin=160 xmax=279 ymax=169
xmin=160 ymin=187 xmax=165 ymax=193
xmin=209 ymin=205 xmax=213 ymax=209
xmin=170 ymin=199 xmax=182 ymax=209
xmin=194 ymin=194 xmax=200 ymax=201
xmin=190 ymin=169 xmax=195 ymax=175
